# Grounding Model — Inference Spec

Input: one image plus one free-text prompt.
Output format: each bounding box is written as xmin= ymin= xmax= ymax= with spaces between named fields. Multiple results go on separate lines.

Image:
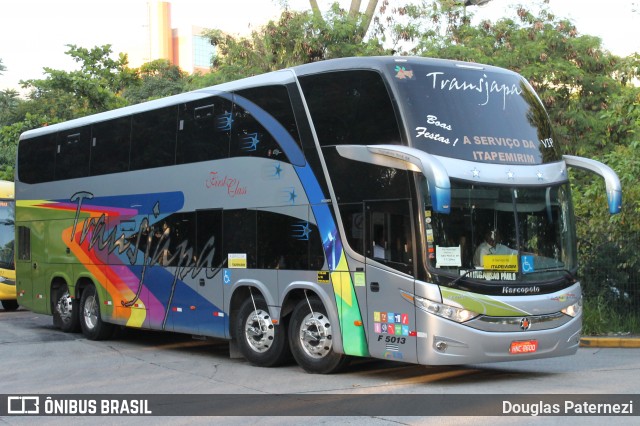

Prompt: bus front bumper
xmin=416 ymin=311 xmax=582 ymax=365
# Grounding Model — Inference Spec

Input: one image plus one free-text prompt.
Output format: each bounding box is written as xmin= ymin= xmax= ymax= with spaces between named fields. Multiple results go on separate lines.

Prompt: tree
xmin=307 ymin=0 xmax=380 ymax=41
xmin=0 ymin=113 xmax=51 ymax=180
xmin=21 ymin=44 xmax=138 ymax=116
xmin=123 ymin=59 xmax=190 ymax=104
xmin=201 ymin=2 xmax=391 ymax=83
xmin=0 ymin=89 xmax=21 ymax=127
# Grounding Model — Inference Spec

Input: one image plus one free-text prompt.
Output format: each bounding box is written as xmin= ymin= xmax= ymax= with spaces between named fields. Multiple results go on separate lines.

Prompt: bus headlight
xmin=413 ymin=294 xmax=479 ymax=323
xmin=561 ymin=297 xmax=582 ymax=317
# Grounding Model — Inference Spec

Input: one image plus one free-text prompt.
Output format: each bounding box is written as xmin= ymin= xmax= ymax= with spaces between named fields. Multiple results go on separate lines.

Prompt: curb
xmin=579 ymin=337 xmax=640 ymax=348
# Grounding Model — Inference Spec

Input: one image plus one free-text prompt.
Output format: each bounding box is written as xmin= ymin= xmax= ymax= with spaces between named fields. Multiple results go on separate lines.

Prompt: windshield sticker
xmin=435 ymin=246 xmax=462 ymax=267
xmin=425 ymin=71 xmax=523 ymax=110
xmin=521 ymin=255 xmax=534 ymax=274
xmin=459 ymin=269 xmax=517 ymax=281
xmin=426 ymin=229 xmax=434 ymax=243
xmin=394 ymin=65 xmax=415 ymax=80
xmin=483 ymin=254 xmax=518 ymax=272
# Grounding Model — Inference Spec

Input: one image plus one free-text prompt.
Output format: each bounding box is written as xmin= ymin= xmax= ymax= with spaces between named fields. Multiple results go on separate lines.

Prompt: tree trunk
xmin=349 ymin=0 xmax=362 ymax=18
xmin=309 ymin=0 xmax=322 ymax=18
xmin=361 ymin=0 xmax=379 ymax=35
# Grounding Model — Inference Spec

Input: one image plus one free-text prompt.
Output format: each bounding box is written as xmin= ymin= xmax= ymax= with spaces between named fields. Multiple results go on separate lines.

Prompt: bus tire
xmin=79 ymin=284 xmax=114 ymax=341
xmin=52 ymin=284 xmax=80 ymax=333
xmin=289 ymin=297 xmax=349 ymax=374
xmin=235 ymin=295 xmax=290 ymax=367
xmin=1 ymin=299 xmax=19 ymax=311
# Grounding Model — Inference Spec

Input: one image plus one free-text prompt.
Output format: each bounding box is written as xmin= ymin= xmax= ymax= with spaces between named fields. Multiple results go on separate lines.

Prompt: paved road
xmin=1 ymin=307 xmax=638 ymax=425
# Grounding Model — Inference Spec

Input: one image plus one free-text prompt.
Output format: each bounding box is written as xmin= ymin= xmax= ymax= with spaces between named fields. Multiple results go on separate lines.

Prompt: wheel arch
xmin=74 ymin=275 xmax=97 ymax=302
xmin=49 ymin=275 xmax=71 ymax=315
xmin=228 ymin=279 xmax=278 ymax=340
xmin=281 ymin=282 xmax=344 ymax=355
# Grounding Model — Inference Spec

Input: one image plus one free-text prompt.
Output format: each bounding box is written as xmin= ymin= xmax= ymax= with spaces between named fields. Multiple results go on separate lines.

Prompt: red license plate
xmin=509 ymin=340 xmax=538 ymax=354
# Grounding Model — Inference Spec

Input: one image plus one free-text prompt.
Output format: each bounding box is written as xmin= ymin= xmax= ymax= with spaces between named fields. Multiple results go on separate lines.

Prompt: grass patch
xmin=582 ymin=293 xmax=640 ymax=335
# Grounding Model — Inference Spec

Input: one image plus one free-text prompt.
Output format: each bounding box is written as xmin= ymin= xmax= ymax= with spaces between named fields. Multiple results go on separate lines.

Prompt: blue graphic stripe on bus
xmin=227 ymin=92 xmax=344 ymax=269
xmin=56 ymin=192 xmax=185 ymax=216
xmin=209 ymin=91 xmax=306 ymax=167
xmin=127 ymin=264 xmax=225 ymax=334
xmin=216 ymin=91 xmax=366 ymax=359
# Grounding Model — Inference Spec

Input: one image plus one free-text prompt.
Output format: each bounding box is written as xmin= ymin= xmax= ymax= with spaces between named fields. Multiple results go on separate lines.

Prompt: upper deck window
xmin=389 ymin=62 xmax=560 ymax=165
xmin=299 ymin=70 xmax=402 ymax=147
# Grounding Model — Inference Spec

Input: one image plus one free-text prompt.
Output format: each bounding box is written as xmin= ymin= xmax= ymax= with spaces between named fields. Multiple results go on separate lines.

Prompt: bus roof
xmin=18 ymin=56 xmax=517 ymax=140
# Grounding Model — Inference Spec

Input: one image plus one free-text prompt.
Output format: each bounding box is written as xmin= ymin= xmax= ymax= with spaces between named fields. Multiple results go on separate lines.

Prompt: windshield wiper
xmin=523 ymin=267 xmax=577 ymax=281
xmin=448 ymin=269 xmax=476 ymax=287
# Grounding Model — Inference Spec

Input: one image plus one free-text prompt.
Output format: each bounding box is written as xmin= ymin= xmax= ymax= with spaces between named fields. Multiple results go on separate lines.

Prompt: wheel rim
xmin=56 ymin=290 xmax=73 ymax=324
xmin=83 ymin=293 xmax=98 ymax=330
xmin=298 ymin=311 xmax=333 ymax=359
xmin=243 ymin=309 xmax=274 ymax=353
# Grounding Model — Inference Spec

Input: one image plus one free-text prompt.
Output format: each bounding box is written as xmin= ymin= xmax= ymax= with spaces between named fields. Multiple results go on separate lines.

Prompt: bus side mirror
xmin=563 ymin=155 xmax=622 ymax=215
xmin=336 ymin=145 xmax=451 ymax=214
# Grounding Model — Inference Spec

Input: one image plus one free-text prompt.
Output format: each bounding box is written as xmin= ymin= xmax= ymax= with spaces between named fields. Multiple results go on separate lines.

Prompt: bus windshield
xmin=0 ymin=200 xmax=15 ymax=270
xmin=421 ymin=177 xmax=577 ymax=282
xmin=389 ymin=62 xmax=561 ymax=165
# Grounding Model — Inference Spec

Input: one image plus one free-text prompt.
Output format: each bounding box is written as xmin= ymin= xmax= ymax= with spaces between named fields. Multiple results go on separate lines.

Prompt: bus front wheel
xmin=289 ymin=297 xmax=348 ymax=374
xmin=52 ymin=284 xmax=80 ymax=333
xmin=234 ymin=295 xmax=290 ymax=367
xmin=79 ymin=284 xmax=114 ymax=340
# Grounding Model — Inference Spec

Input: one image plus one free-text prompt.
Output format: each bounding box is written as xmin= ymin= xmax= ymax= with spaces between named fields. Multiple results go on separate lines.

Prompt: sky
xmin=0 ymin=0 xmax=638 ymax=92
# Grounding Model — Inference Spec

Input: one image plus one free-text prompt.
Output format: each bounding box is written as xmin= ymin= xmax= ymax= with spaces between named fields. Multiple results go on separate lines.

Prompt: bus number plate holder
xmin=509 ymin=340 xmax=538 ymax=354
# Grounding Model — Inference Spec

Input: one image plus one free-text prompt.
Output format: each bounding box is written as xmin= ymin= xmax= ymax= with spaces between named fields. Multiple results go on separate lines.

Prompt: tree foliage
xmin=123 ymin=59 xmax=190 ymax=104
xmin=201 ymin=2 xmax=391 ymax=82
xmin=21 ymin=44 xmax=137 ymax=116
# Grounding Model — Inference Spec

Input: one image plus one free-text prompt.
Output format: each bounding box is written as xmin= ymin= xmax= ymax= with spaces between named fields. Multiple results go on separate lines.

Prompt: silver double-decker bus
xmin=15 ymin=57 xmax=621 ymax=373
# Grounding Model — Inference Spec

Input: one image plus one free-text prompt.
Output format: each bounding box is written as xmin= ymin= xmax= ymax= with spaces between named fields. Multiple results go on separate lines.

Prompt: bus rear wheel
xmin=1 ymin=299 xmax=19 ymax=311
xmin=52 ymin=284 xmax=80 ymax=333
xmin=235 ymin=295 xmax=290 ymax=367
xmin=79 ymin=284 xmax=114 ymax=340
xmin=289 ymin=297 xmax=348 ymax=374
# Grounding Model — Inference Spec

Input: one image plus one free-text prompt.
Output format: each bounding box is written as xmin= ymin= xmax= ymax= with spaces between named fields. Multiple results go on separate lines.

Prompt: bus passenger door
xmin=15 ymin=223 xmax=44 ymax=313
xmin=363 ymin=200 xmax=417 ymax=364
xmin=194 ymin=209 xmax=226 ymax=338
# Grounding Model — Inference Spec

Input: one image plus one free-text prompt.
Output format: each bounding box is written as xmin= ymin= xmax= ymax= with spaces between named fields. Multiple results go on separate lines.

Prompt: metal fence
xmin=579 ymin=231 xmax=640 ymax=332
